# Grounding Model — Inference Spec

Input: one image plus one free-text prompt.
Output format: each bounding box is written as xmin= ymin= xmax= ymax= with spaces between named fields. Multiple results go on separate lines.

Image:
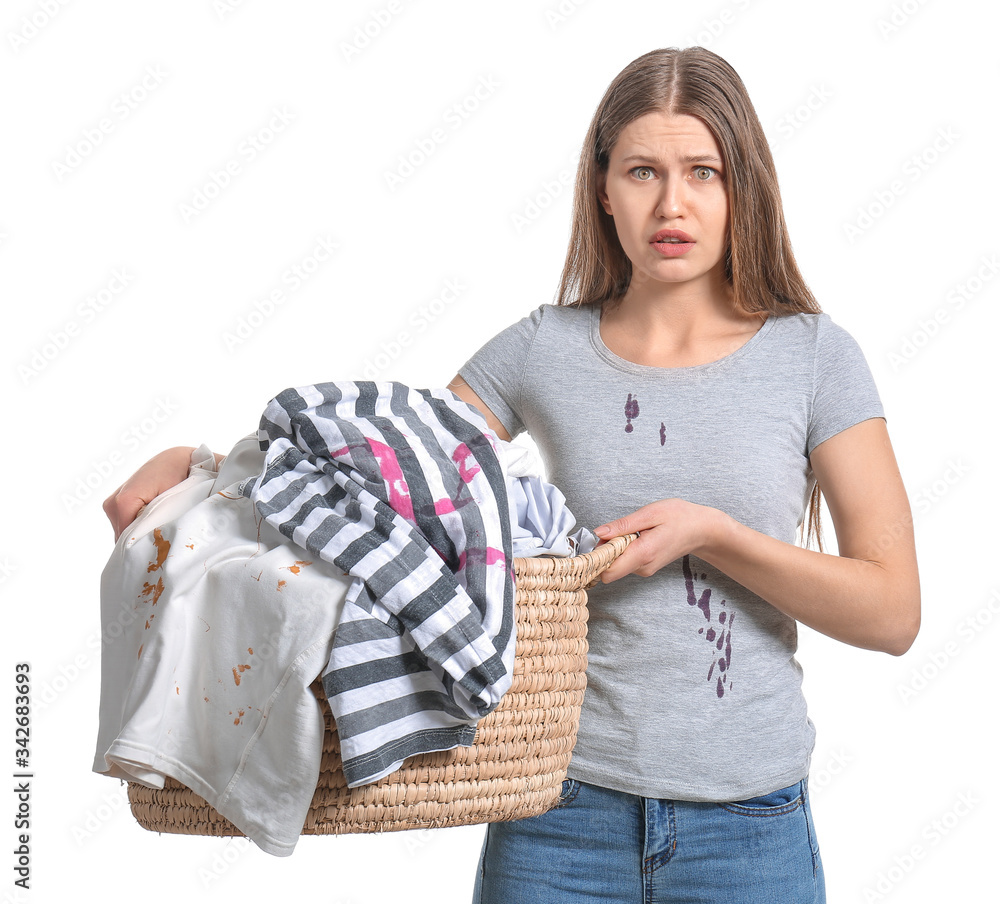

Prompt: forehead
xmin=611 ymin=112 xmax=722 ymax=162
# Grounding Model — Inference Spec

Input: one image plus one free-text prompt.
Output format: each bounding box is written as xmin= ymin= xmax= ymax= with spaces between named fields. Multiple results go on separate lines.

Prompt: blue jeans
xmin=472 ymin=777 xmax=825 ymax=903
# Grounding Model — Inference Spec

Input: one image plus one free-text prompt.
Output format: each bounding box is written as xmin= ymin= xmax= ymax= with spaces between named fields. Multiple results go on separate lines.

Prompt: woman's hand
xmin=102 ymin=446 xmax=201 ymax=540
xmin=593 ymin=498 xmax=722 ymax=583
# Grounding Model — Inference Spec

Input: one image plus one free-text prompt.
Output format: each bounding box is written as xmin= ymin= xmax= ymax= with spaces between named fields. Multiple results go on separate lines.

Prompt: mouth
xmin=651 ymin=229 xmax=694 ymax=244
xmin=650 ymin=228 xmax=696 ymax=257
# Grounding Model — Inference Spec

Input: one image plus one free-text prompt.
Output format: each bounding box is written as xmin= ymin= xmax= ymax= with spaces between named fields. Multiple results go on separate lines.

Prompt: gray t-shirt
xmin=459 ymin=302 xmax=884 ymax=801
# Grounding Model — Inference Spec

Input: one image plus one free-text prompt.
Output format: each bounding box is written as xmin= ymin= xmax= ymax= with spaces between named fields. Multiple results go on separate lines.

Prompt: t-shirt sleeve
xmin=807 ymin=314 xmax=885 ymax=456
xmin=457 ymin=306 xmax=544 ymax=440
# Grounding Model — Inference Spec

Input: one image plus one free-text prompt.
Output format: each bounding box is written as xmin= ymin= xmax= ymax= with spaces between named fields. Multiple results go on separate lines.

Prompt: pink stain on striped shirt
xmin=367 ymin=439 xmax=415 ymax=522
xmin=434 ymin=497 xmax=457 ymax=515
xmin=453 ymin=443 xmax=481 ymax=483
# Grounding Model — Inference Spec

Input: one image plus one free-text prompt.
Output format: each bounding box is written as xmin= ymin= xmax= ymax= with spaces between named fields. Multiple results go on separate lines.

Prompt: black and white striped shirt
xmin=240 ymin=381 xmax=515 ymax=787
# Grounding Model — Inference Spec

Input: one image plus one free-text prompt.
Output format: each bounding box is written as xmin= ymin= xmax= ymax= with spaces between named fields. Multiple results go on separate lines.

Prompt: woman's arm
xmin=594 ymin=417 xmax=921 ymax=656
xmin=447 ymin=375 xmax=512 ymax=441
xmin=102 ymin=446 xmax=225 ymax=539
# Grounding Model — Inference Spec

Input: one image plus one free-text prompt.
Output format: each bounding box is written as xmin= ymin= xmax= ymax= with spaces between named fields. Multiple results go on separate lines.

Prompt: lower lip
xmin=651 ymin=241 xmax=695 ymax=257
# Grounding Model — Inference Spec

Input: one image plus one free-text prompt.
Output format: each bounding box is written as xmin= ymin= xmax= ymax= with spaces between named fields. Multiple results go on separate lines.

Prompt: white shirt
xmin=94 ymin=436 xmax=352 ymax=856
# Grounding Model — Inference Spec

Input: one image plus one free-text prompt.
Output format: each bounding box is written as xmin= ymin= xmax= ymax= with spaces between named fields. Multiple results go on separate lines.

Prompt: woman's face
xmin=597 ymin=111 xmax=730 ymax=299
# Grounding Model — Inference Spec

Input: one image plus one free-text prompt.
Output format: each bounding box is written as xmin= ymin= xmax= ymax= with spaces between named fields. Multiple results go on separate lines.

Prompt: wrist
xmin=690 ymin=502 xmax=731 ymax=560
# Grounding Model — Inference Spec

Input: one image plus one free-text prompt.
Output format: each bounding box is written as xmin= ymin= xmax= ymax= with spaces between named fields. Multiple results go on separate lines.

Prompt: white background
xmin=2 ymin=1 xmax=997 ymax=901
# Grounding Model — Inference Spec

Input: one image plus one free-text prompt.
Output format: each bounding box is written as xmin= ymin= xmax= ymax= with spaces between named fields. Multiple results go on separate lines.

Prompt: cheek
xmin=606 ymin=198 xmax=640 ymax=243
xmin=710 ymin=196 xmax=730 ymax=244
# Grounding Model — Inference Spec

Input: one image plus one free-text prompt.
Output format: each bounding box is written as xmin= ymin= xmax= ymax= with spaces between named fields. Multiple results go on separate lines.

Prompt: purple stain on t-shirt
xmin=659 ymin=422 xmax=666 ymax=446
xmin=683 ymin=555 xmax=735 ymax=698
xmin=624 ymin=393 xmax=639 ymax=433
xmin=682 ymin=555 xmax=712 ymax=620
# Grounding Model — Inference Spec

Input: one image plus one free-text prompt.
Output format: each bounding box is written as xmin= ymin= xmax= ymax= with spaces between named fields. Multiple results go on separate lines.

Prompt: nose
xmin=654 ymin=173 xmax=685 ymax=219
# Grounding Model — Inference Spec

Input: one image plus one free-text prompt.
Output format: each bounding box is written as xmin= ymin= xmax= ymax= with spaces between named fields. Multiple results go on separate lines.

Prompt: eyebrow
xmin=620 ymin=153 xmax=723 ymax=166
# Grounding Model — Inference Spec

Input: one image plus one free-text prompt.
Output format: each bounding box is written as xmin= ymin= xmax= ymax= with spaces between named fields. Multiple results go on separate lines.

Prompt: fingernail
xmin=594 ymin=525 xmax=610 ymax=537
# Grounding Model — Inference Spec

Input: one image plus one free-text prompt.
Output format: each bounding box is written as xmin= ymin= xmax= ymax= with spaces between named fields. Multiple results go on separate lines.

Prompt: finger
xmin=600 ymin=564 xmax=624 ymax=583
xmin=105 ymin=499 xmax=123 ymax=540
xmin=109 ymin=494 xmax=146 ymax=541
xmin=110 ymin=505 xmax=127 ymax=541
xmin=598 ymin=537 xmax=647 ymax=583
xmin=103 ymin=484 xmax=135 ymax=538
xmin=593 ymin=505 xmax=660 ymax=540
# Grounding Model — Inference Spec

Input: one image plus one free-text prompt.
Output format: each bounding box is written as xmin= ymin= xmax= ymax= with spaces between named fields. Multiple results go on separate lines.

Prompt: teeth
xmin=659 ymin=237 xmax=684 ymax=243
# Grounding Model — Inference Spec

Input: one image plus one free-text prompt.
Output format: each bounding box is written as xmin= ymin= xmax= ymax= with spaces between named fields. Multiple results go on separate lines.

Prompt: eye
xmin=630 ymin=166 xmax=655 ymax=181
xmin=693 ymin=166 xmax=717 ymax=181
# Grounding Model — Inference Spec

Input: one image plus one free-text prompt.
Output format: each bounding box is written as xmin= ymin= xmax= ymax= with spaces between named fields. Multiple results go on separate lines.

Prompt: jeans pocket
xmin=716 ymin=780 xmax=805 ymax=817
xmin=551 ymin=777 xmax=582 ymax=810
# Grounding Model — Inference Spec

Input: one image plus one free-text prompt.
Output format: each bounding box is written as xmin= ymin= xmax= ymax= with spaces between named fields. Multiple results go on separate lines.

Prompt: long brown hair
xmin=556 ymin=46 xmax=825 ymax=549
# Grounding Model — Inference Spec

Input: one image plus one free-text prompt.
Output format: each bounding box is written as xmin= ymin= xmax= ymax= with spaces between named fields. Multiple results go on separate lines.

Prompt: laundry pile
xmin=93 ymin=381 xmax=594 ymax=856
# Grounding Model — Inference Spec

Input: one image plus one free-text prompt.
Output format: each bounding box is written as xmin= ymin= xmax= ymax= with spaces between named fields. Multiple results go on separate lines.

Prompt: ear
xmin=597 ymin=169 xmax=612 ymax=216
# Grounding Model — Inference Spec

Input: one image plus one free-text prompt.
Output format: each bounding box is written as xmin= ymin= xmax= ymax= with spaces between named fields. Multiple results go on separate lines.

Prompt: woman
xmin=448 ymin=47 xmax=919 ymax=903
xmin=105 ymin=47 xmax=919 ymax=903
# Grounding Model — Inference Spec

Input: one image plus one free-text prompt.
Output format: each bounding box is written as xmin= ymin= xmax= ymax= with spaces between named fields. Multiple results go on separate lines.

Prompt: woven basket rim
xmin=511 ymin=532 xmax=636 ymax=585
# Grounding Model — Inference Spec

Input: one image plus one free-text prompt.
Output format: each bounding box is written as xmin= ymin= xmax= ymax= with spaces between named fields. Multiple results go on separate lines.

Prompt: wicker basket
xmin=127 ymin=532 xmax=634 ymax=837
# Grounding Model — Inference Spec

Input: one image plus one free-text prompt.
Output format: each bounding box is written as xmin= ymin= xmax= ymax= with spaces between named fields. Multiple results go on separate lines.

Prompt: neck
xmin=612 ymin=268 xmax=740 ymax=335
xmin=599 ymin=271 xmax=767 ymax=368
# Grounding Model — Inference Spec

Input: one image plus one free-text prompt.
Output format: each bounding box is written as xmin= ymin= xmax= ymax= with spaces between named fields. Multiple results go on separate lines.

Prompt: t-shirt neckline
xmin=588 ymin=303 xmax=776 ymax=375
